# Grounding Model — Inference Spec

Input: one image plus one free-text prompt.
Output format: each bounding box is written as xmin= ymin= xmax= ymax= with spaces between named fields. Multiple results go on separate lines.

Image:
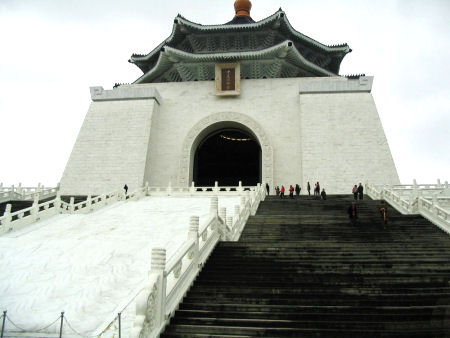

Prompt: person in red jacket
xmin=289 ymin=185 xmax=294 ymax=199
xmin=280 ymin=185 xmax=285 ymax=199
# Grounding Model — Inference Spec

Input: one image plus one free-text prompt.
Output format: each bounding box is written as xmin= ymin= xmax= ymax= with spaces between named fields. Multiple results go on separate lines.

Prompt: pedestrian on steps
xmin=280 ymin=185 xmax=285 ymax=199
xmin=379 ymin=200 xmax=388 ymax=228
xmin=124 ymin=184 xmax=128 ymax=195
xmin=347 ymin=202 xmax=358 ymax=226
xmin=307 ymin=182 xmax=311 ymax=195
xmin=275 ymin=186 xmax=280 ymax=196
xmin=320 ymin=188 xmax=327 ymax=200
xmin=357 ymin=183 xmax=364 ymax=200
xmin=295 ymin=184 xmax=301 ymax=196
xmin=266 ymin=182 xmax=270 ymax=195
xmin=289 ymin=185 xmax=294 ymax=199
xmin=352 ymin=185 xmax=358 ymax=200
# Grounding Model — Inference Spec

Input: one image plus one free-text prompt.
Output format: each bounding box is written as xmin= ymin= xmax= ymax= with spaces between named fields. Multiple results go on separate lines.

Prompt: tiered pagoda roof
xmin=130 ymin=1 xmax=351 ymax=84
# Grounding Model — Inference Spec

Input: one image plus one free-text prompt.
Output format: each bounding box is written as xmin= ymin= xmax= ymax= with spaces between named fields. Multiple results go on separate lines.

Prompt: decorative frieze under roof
xmin=130 ymin=7 xmax=351 ymax=84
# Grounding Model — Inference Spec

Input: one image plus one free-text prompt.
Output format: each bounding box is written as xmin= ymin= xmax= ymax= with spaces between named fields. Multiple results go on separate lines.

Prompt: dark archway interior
xmin=193 ymin=129 xmax=261 ymax=186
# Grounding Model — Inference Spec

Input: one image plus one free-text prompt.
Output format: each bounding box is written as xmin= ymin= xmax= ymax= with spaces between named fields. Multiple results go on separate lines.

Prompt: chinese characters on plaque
xmin=215 ymin=62 xmax=240 ymax=96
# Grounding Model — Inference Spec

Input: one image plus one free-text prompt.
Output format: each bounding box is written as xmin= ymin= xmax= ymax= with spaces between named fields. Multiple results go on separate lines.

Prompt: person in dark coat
xmin=357 ymin=183 xmax=364 ymax=200
xmin=265 ymin=183 xmax=270 ymax=195
xmin=352 ymin=185 xmax=358 ymax=200
xmin=124 ymin=184 xmax=128 ymax=195
xmin=275 ymin=186 xmax=280 ymax=196
xmin=295 ymin=184 xmax=300 ymax=196
xmin=289 ymin=185 xmax=294 ymax=199
xmin=307 ymin=182 xmax=311 ymax=195
xmin=320 ymin=188 xmax=327 ymax=200
xmin=347 ymin=202 xmax=358 ymax=225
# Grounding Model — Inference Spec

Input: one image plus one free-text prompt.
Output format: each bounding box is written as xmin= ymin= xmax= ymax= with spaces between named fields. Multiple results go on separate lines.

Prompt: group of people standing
xmin=274 ymin=184 xmax=302 ymax=199
xmin=273 ymin=181 xmax=327 ymax=200
xmin=351 ymin=183 xmax=364 ymax=200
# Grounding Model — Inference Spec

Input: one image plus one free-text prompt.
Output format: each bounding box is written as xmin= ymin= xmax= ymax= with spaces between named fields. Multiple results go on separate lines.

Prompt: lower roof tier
xmin=134 ymin=41 xmax=335 ymax=84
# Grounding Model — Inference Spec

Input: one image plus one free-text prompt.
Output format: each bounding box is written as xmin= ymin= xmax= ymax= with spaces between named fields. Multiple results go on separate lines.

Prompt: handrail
xmin=130 ymin=184 xmax=266 ymax=338
xmin=366 ymin=181 xmax=450 ymax=235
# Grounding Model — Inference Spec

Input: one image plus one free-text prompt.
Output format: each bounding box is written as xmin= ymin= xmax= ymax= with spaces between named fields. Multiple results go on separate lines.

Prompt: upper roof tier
xmin=129 ymin=8 xmax=351 ymax=84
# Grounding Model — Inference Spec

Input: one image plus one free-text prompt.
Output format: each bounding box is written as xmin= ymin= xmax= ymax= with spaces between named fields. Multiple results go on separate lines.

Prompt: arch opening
xmin=193 ymin=127 xmax=261 ymax=186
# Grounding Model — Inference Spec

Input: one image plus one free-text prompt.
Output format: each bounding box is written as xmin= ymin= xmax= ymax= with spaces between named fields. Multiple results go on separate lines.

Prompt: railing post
xmin=437 ymin=179 xmax=441 ymax=187
xmin=445 ymin=181 xmax=449 ymax=189
xmin=1 ymin=310 xmax=6 ymax=338
xmin=210 ymin=196 xmax=218 ymax=218
xmin=59 ymin=311 xmax=64 ymax=338
xmin=3 ymin=204 xmax=12 ymax=232
xmin=219 ymin=207 xmax=227 ymax=240
xmin=86 ymin=195 xmax=92 ymax=211
xmin=190 ymin=182 xmax=195 ymax=194
xmin=213 ymin=181 xmax=219 ymax=194
xmin=151 ymin=248 xmax=167 ymax=330
xmin=69 ymin=197 xmax=75 ymax=213
xmin=31 ymin=195 xmax=40 ymax=221
xmin=54 ymin=193 xmax=61 ymax=214
xmin=238 ymin=181 xmax=243 ymax=193
xmin=189 ymin=216 xmax=200 ymax=263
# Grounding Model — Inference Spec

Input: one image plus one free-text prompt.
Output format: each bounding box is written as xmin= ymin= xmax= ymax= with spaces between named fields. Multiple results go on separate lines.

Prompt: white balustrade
xmin=366 ymin=180 xmax=450 ymax=235
xmin=131 ymin=184 xmax=267 ymax=338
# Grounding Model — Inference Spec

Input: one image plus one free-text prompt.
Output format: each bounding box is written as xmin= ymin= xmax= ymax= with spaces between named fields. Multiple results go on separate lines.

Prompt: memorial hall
xmin=59 ymin=0 xmax=400 ymax=195
xmin=1 ymin=1 xmax=450 ymax=337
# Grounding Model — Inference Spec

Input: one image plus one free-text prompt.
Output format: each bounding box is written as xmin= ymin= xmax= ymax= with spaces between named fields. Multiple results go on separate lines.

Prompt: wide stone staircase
xmin=161 ymin=195 xmax=450 ymax=337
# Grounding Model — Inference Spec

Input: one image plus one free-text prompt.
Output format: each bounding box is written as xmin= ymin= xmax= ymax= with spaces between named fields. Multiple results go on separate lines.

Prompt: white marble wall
xmin=60 ymin=76 xmax=400 ymax=195
xmin=60 ymin=91 xmax=159 ymax=195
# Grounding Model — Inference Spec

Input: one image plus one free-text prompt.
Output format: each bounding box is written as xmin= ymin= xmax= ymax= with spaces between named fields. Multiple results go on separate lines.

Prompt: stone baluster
xmin=145 ymin=181 xmax=149 ymax=196
xmin=167 ymin=182 xmax=172 ymax=196
xmin=2 ymin=204 xmax=12 ymax=232
xmin=190 ymin=182 xmax=195 ymax=194
xmin=210 ymin=196 xmax=218 ymax=217
xmin=17 ymin=183 xmax=22 ymax=195
xmin=151 ymin=248 xmax=167 ymax=331
xmin=445 ymin=181 xmax=449 ymax=189
xmin=437 ymin=179 xmax=442 ymax=188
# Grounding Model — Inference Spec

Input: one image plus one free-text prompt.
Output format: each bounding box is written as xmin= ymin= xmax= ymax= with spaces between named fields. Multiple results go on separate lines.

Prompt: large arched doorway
xmin=193 ymin=128 xmax=261 ymax=186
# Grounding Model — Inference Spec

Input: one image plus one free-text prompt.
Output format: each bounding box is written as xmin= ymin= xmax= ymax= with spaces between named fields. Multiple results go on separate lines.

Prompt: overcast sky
xmin=0 ymin=0 xmax=448 ymax=187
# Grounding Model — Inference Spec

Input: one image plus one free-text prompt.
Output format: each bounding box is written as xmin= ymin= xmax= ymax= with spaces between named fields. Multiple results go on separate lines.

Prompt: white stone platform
xmin=0 ymin=196 xmax=239 ymax=337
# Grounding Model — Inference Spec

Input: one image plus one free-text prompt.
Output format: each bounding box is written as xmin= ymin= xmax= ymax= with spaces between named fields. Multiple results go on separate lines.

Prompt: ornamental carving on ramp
xmin=179 ymin=112 xmax=273 ymax=187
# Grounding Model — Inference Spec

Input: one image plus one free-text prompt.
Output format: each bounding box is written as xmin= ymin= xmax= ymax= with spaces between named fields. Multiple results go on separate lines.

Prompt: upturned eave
xmin=133 ymin=40 xmax=336 ymax=84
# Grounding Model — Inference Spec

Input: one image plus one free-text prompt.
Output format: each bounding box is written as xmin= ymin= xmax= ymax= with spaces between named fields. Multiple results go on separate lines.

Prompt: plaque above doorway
xmin=215 ymin=62 xmax=241 ymax=96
